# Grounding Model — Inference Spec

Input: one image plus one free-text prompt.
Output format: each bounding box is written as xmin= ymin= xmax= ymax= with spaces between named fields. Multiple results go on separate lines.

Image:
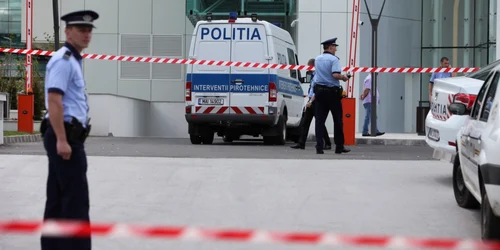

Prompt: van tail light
xmin=185 ymin=81 xmax=192 ymax=102
xmin=453 ymin=93 xmax=477 ymax=110
xmin=269 ymin=82 xmax=277 ymax=102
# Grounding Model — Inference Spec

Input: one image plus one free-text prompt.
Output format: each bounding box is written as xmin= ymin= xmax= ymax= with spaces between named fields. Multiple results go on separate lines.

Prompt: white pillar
xmin=463 ymin=0 xmax=470 ymax=66
xmin=404 ymin=73 xmax=420 ymax=133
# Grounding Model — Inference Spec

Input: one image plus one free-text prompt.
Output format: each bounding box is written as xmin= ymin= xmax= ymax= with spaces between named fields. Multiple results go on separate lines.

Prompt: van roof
xmin=195 ymin=18 xmax=294 ymax=44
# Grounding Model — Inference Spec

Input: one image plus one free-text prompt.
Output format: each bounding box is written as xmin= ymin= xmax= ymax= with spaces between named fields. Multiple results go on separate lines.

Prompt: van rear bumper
xmin=185 ymin=114 xmax=278 ymax=126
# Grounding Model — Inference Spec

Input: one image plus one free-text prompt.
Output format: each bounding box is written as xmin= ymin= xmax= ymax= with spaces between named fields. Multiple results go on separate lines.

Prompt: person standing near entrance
xmin=360 ymin=73 xmax=385 ymax=136
xmin=312 ymin=38 xmax=351 ymax=155
xmin=40 ymin=10 xmax=98 ymax=250
xmin=429 ymin=56 xmax=454 ymax=99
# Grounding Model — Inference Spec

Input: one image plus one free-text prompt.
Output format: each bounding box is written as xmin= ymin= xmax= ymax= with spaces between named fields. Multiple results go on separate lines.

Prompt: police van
xmin=185 ymin=13 xmax=305 ymax=145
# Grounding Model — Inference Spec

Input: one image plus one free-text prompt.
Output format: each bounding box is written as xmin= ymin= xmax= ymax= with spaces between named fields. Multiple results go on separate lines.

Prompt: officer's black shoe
xmin=290 ymin=144 xmax=305 ymax=149
xmin=335 ymin=147 xmax=351 ymax=154
xmin=316 ymin=145 xmax=324 ymax=154
xmin=324 ymin=144 xmax=332 ymax=150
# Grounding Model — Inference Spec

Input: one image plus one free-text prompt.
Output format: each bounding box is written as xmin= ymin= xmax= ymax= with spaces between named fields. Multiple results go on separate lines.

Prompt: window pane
xmin=480 ymin=73 xmax=498 ymax=121
xmin=8 ymin=9 xmax=20 ymax=22
xmin=9 ymin=0 xmax=21 ymax=9
xmin=422 ymin=0 xmax=474 ymax=48
xmin=8 ymin=21 xmax=20 ymax=34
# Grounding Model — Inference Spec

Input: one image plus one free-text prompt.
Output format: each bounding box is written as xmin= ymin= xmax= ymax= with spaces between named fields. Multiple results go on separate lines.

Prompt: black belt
xmin=40 ymin=117 xmax=91 ymax=143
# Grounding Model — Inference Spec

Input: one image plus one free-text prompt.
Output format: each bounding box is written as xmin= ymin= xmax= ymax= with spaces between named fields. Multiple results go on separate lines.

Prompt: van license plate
xmin=428 ymin=128 xmax=440 ymax=141
xmin=198 ymin=98 xmax=224 ymax=105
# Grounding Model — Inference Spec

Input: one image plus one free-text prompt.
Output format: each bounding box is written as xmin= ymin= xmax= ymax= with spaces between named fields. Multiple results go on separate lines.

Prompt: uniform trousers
xmin=298 ymin=101 xmax=331 ymax=146
xmin=41 ymin=125 xmax=91 ymax=250
xmin=314 ymin=85 xmax=344 ymax=150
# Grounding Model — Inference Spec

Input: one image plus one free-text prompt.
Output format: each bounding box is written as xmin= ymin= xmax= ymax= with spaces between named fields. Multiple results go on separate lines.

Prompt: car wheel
xmin=190 ymin=135 xmax=202 ymax=144
xmin=222 ymin=135 xmax=233 ymax=143
xmin=481 ymin=190 xmax=500 ymax=240
xmin=452 ymin=156 xmax=479 ymax=209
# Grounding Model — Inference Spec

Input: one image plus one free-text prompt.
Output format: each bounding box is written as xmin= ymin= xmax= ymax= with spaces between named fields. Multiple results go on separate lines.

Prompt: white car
xmin=451 ymin=67 xmax=500 ymax=240
xmin=426 ymin=60 xmax=500 ymax=162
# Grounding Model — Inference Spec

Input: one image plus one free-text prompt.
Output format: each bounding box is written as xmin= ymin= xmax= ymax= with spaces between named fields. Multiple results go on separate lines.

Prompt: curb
xmin=308 ymin=135 xmax=428 ymax=146
xmin=3 ymin=134 xmax=43 ymax=144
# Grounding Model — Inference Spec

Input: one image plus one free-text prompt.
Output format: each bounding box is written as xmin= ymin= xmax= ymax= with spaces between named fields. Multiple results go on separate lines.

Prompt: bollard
xmin=17 ymin=94 xmax=34 ymax=133
xmin=342 ymin=97 xmax=356 ymax=145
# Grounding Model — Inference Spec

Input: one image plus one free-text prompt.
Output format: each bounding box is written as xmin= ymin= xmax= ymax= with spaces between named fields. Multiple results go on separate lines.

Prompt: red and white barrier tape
xmin=0 ymin=48 xmax=480 ymax=73
xmin=0 ymin=219 xmax=499 ymax=249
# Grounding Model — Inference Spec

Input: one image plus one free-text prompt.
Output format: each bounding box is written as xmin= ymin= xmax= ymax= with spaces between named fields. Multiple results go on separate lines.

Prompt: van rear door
xmin=229 ymin=23 xmax=270 ymax=115
xmin=189 ymin=23 xmax=232 ymax=115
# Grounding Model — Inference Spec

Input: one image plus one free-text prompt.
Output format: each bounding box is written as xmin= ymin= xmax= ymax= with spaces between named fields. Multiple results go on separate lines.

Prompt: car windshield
xmin=466 ymin=59 xmax=500 ymax=81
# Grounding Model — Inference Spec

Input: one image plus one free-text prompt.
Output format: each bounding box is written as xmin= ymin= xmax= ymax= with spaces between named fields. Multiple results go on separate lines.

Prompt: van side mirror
xmin=449 ymin=103 xmax=467 ymax=115
xmin=305 ymin=71 xmax=313 ymax=83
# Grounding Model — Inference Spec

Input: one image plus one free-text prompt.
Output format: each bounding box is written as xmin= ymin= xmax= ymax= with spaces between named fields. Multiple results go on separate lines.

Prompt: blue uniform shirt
xmin=429 ymin=72 xmax=452 ymax=84
xmin=308 ymin=74 xmax=316 ymax=98
xmin=313 ymin=52 xmax=342 ymax=88
xmin=44 ymin=42 xmax=89 ymax=127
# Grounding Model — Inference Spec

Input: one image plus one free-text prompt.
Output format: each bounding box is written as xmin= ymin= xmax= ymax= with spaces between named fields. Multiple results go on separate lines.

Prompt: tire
xmin=222 ymin=135 xmax=233 ymax=143
xmin=274 ymin=115 xmax=287 ymax=145
xmin=201 ymin=132 xmax=214 ymax=144
xmin=452 ymin=156 xmax=480 ymax=209
xmin=481 ymin=190 xmax=500 ymax=240
xmin=263 ymin=136 xmax=275 ymax=145
xmin=190 ymin=135 xmax=202 ymax=144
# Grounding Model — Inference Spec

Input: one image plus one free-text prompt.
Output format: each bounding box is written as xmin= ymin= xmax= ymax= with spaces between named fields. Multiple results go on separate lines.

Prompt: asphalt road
xmin=0 ymin=138 xmax=483 ymax=250
xmin=0 ymin=136 xmax=434 ymax=160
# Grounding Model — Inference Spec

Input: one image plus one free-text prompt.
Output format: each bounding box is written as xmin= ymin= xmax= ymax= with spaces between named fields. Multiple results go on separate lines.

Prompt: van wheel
xmin=452 ymin=156 xmax=479 ymax=209
xmin=201 ymin=132 xmax=214 ymax=144
xmin=274 ymin=115 xmax=287 ymax=145
xmin=190 ymin=135 xmax=202 ymax=144
xmin=481 ymin=189 xmax=500 ymax=240
xmin=263 ymin=136 xmax=274 ymax=145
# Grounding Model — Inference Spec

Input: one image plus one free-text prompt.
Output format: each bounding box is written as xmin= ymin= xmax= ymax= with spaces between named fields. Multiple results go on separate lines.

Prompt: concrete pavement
xmin=0 ymin=154 xmax=481 ymax=250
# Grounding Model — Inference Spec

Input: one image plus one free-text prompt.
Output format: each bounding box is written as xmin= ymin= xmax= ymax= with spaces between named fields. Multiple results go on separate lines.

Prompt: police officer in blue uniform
xmin=290 ymin=58 xmax=332 ymax=150
xmin=40 ymin=10 xmax=98 ymax=250
xmin=312 ymin=38 xmax=351 ymax=154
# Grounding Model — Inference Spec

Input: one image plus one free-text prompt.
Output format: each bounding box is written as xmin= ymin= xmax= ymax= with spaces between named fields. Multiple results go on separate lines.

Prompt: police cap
xmin=321 ymin=38 xmax=339 ymax=47
xmin=61 ymin=10 xmax=99 ymax=28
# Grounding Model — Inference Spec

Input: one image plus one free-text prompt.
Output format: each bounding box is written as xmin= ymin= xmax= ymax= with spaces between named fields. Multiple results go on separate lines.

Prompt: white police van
xmin=185 ymin=13 xmax=305 ymax=145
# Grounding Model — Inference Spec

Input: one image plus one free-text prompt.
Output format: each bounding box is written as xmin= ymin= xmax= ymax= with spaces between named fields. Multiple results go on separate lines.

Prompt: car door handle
xmin=231 ymin=79 xmax=244 ymax=84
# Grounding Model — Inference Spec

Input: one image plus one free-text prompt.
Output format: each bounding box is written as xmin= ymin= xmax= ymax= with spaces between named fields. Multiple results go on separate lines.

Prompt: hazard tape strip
xmin=0 ymin=48 xmax=480 ymax=73
xmin=0 ymin=219 xmax=499 ymax=249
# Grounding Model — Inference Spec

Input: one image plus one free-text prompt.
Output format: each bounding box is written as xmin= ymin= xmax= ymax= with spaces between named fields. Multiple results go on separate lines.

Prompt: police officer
xmin=312 ymin=38 xmax=351 ymax=154
xmin=40 ymin=10 xmax=98 ymax=250
xmin=290 ymin=58 xmax=332 ymax=150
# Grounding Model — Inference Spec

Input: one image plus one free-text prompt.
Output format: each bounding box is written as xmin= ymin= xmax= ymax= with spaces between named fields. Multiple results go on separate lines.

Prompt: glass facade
xmin=420 ymin=0 xmax=497 ymax=101
xmin=186 ymin=0 xmax=297 ymax=31
xmin=0 ymin=0 xmax=21 ymax=45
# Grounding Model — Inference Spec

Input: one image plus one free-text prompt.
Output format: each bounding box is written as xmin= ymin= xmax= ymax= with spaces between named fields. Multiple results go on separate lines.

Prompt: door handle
xmin=232 ymin=79 xmax=244 ymax=84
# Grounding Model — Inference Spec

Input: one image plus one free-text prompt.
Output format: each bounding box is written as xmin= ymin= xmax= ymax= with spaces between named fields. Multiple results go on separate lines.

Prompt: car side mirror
xmin=449 ymin=103 xmax=467 ymax=115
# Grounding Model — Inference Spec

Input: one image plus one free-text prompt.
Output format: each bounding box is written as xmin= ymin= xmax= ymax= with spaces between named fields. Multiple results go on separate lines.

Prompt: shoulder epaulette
xmin=63 ymin=50 xmax=72 ymax=60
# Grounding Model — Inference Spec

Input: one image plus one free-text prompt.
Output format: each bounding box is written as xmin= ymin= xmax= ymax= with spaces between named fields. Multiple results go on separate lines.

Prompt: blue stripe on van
xmin=186 ymin=73 xmax=304 ymax=96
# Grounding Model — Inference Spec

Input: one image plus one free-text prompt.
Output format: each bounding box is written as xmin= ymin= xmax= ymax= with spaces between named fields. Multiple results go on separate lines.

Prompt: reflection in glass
xmin=420 ymin=0 xmax=498 ymax=101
